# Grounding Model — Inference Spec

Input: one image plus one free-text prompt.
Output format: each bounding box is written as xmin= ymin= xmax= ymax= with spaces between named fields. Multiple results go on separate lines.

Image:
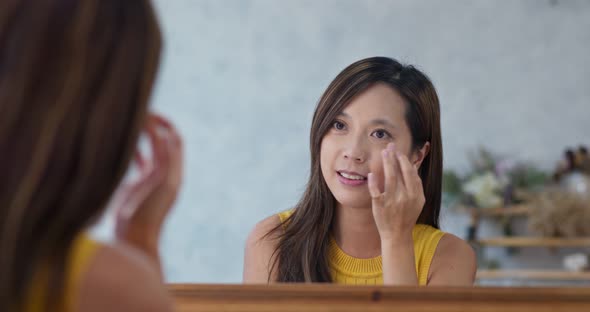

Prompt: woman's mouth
xmin=337 ymin=171 xmax=367 ymax=186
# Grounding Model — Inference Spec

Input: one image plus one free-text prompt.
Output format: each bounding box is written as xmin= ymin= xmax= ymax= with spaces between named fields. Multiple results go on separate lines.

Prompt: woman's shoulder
xmin=428 ymin=232 xmax=476 ymax=285
xmin=433 ymin=233 xmax=475 ymax=264
xmin=247 ymin=210 xmax=291 ymax=245
xmin=75 ymin=242 xmax=172 ymax=312
xmin=411 ymin=224 xmax=475 ymax=268
xmin=245 ymin=213 xmax=283 ymax=254
xmin=412 ymin=223 xmax=445 ymax=242
xmin=243 ymin=212 xmax=286 ymax=283
xmin=276 ymin=209 xmax=294 ymax=223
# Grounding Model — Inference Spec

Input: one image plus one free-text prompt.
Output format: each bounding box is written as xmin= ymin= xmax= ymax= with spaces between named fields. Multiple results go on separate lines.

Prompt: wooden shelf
xmin=477 ymin=270 xmax=590 ymax=281
xmin=475 ymin=237 xmax=590 ymax=247
xmin=459 ymin=204 xmax=530 ymax=217
xmin=478 ymin=205 xmax=530 ymax=216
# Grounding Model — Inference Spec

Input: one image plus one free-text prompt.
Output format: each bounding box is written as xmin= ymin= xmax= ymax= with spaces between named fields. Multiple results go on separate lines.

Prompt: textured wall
xmin=92 ymin=0 xmax=590 ymax=284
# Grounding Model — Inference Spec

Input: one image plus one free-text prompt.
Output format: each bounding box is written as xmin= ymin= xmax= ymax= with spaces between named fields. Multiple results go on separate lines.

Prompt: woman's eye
xmin=333 ymin=121 xmax=345 ymax=130
xmin=372 ymin=129 xmax=390 ymax=139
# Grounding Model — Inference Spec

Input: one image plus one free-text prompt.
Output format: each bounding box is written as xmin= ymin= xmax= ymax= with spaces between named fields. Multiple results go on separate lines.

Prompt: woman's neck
xmin=332 ymin=204 xmax=382 ymax=258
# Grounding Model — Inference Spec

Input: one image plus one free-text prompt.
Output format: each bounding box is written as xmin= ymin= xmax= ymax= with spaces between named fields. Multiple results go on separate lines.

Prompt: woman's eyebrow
xmin=370 ymin=118 xmax=397 ymax=130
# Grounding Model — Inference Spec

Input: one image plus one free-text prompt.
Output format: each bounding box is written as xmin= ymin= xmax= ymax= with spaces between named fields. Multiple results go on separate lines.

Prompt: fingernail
xmin=382 ymin=149 xmax=388 ymax=157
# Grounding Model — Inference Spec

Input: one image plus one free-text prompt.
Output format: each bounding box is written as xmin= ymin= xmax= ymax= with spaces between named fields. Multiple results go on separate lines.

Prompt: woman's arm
xmin=427 ymin=234 xmax=476 ymax=286
xmin=369 ymin=144 xmax=424 ymax=285
xmin=243 ymin=215 xmax=281 ymax=283
xmin=381 ymin=236 xmax=419 ymax=285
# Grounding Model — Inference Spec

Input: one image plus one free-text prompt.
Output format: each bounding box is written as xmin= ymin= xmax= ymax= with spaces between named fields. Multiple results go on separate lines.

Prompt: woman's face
xmin=320 ymin=83 xmax=428 ymax=209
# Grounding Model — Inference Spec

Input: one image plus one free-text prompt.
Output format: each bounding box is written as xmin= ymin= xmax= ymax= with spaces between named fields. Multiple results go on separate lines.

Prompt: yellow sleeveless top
xmin=278 ymin=210 xmax=445 ymax=286
xmin=25 ymin=233 xmax=100 ymax=312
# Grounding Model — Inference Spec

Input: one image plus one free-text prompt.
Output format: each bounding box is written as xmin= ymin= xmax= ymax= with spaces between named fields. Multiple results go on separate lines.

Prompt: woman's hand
xmin=368 ymin=143 xmax=424 ymax=243
xmin=111 ymin=113 xmax=183 ymax=270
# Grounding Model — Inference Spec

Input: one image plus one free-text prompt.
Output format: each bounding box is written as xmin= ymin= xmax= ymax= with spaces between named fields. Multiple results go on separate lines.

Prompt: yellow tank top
xmin=25 ymin=233 xmax=100 ymax=312
xmin=278 ymin=210 xmax=445 ymax=285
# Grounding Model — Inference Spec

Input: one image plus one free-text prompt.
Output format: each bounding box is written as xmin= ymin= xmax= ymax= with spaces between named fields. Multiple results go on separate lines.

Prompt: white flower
xmin=462 ymin=172 xmax=503 ymax=208
xmin=563 ymin=253 xmax=589 ymax=272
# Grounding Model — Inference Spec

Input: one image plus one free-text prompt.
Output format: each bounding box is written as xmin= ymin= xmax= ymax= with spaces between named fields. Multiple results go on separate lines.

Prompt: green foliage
xmin=508 ymin=165 xmax=549 ymax=190
xmin=442 ymin=170 xmax=463 ymax=196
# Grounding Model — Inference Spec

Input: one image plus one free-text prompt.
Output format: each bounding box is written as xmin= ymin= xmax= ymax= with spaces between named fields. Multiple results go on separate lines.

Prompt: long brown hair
xmin=271 ymin=56 xmax=443 ymax=282
xmin=0 ymin=0 xmax=162 ymax=310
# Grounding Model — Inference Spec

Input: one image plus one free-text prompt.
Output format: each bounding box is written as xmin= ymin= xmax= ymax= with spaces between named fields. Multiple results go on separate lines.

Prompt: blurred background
xmin=93 ymin=0 xmax=590 ymax=286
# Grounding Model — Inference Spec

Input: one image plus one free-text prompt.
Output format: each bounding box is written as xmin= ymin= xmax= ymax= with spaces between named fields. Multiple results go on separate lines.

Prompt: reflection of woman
xmin=244 ymin=57 xmax=475 ymax=285
xmin=0 ymin=1 xmax=182 ymax=311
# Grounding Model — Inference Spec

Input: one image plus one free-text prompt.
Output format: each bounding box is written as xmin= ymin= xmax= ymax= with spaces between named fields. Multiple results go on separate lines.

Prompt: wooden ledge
xmin=169 ymin=284 xmax=590 ymax=312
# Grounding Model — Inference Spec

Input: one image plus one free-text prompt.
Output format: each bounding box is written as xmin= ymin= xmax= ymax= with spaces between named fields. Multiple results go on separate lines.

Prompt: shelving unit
xmin=477 ymin=270 xmax=590 ymax=281
xmin=466 ymin=205 xmax=590 ymax=283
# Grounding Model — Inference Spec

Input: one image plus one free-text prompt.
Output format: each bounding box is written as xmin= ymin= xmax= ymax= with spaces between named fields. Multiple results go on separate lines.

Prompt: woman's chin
xmin=333 ymin=193 xmax=372 ymax=209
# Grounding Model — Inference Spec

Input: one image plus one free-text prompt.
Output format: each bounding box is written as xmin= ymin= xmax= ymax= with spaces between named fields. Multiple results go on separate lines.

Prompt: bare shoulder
xmin=76 ymin=243 xmax=173 ymax=312
xmin=243 ymin=214 xmax=283 ymax=283
xmin=247 ymin=214 xmax=283 ymax=245
xmin=428 ymin=233 xmax=477 ymax=286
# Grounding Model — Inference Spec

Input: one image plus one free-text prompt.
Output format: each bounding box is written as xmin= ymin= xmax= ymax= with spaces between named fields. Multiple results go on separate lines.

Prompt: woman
xmin=0 ymin=0 xmax=181 ymax=311
xmin=244 ymin=57 xmax=476 ymax=285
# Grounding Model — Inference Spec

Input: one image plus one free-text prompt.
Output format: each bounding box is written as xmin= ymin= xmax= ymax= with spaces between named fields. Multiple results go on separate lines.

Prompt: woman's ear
xmin=412 ymin=142 xmax=430 ymax=169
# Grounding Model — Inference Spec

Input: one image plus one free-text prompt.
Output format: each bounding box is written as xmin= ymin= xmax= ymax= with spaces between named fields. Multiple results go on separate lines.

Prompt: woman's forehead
xmin=340 ymin=84 xmax=406 ymax=123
